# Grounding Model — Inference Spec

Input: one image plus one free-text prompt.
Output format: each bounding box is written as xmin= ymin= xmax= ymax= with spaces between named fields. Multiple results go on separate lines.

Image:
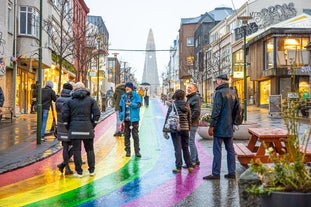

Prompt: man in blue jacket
xmin=203 ymin=74 xmax=240 ymax=180
xmin=119 ymin=82 xmax=142 ymax=157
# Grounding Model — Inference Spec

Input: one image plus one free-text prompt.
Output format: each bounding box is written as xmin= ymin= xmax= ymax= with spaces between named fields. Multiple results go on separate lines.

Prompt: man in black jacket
xmin=41 ymin=81 xmax=57 ymax=141
xmin=0 ymin=86 xmax=4 ymax=120
xmin=62 ymin=82 xmax=101 ymax=178
xmin=186 ymin=83 xmax=201 ymax=167
xmin=56 ymin=83 xmax=74 ymax=175
xmin=203 ymin=74 xmax=240 ymax=180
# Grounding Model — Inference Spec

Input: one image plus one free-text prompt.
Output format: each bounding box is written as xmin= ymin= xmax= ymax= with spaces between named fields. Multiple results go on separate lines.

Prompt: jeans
xmin=189 ymin=126 xmax=199 ymax=163
xmin=171 ymin=130 xmax=192 ymax=169
xmin=41 ymin=109 xmax=49 ymax=137
xmin=124 ymin=121 xmax=140 ymax=154
xmin=212 ymin=136 xmax=236 ymax=175
xmin=115 ymin=111 xmax=121 ymax=133
xmin=72 ymin=139 xmax=95 ymax=174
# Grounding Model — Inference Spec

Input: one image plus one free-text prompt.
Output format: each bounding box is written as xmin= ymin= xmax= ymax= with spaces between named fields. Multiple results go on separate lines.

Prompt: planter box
xmin=197 ymin=121 xmax=260 ymax=140
xmin=261 ymin=191 xmax=311 ymax=207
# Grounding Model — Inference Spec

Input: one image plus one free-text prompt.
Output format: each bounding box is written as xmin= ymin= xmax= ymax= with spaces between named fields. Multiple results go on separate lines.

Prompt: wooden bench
xmin=299 ymin=145 xmax=311 ymax=162
xmin=0 ymin=106 xmax=13 ymax=123
xmin=234 ymin=143 xmax=255 ymax=167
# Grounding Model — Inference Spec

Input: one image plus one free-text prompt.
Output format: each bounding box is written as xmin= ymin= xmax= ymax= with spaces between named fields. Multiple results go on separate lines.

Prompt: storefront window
xmin=233 ymin=50 xmax=243 ymax=72
xmin=260 ymin=80 xmax=271 ymax=105
xmin=299 ymin=76 xmax=310 ymax=99
xmin=280 ymin=77 xmax=291 ymax=100
xmin=265 ymin=38 xmax=274 ymax=69
xmin=277 ymin=37 xmax=309 ymax=67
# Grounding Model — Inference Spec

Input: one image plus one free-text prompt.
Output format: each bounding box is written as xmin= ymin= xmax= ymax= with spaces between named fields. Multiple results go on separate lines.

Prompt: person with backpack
xmin=163 ymin=89 xmax=194 ymax=174
xmin=55 ymin=83 xmax=74 ymax=175
xmin=112 ymin=83 xmax=125 ymax=136
xmin=203 ymin=74 xmax=240 ymax=180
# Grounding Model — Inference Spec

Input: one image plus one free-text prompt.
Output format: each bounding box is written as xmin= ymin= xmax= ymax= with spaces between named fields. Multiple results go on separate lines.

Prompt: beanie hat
xmin=63 ymin=83 xmax=73 ymax=90
xmin=125 ymin=82 xmax=134 ymax=90
xmin=46 ymin=80 xmax=54 ymax=88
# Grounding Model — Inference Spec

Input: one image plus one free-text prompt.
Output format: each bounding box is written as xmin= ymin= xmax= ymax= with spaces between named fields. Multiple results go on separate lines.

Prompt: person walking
xmin=163 ymin=89 xmax=194 ymax=174
xmin=0 ymin=86 xmax=4 ymax=120
xmin=119 ymin=82 xmax=142 ymax=157
xmin=30 ymin=82 xmax=38 ymax=113
xmin=112 ymin=83 xmax=125 ymax=136
xmin=144 ymin=87 xmax=149 ymax=106
xmin=62 ymin=82 xmax=101 ymax=178
xmin=55 ymin=83 xmax=74 ymax=175
xmin=41 ymin=81 xmax=57 ymax=141
xmin=186 ymin=83 xmax=201 ymax=167
xmin=203 ymin=74 xmax=240 ymax=180
xmin=138 ymin=87 xmax=145 ymax=105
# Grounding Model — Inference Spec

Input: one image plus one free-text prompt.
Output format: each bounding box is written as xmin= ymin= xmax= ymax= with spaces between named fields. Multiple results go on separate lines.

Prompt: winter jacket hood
xmin=71 ymin=88 xmax=90 ymax=99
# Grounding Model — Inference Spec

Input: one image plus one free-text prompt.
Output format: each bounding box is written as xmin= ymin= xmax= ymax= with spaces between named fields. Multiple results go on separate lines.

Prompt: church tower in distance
xmin=142 ymin=28 xmax=160 ymax=96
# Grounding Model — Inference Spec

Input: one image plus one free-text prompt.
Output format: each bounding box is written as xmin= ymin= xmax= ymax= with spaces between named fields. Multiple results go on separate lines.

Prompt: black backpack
xmin=233 ymin=103 xmax=244 ymax=125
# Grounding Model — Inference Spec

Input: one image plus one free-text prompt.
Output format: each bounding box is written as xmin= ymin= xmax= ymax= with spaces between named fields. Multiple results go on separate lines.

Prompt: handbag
xmin=164 ymin=102 xmax=180 ymax=132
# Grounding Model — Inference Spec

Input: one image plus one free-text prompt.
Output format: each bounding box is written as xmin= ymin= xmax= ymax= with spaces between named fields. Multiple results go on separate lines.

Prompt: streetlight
xmin=96 ymin=38 xmax=100 ymax=103
xmin=237 ymin=16 xmax=252 ymax=122
xmin=37 ymin=0 xmax=43 ymax=144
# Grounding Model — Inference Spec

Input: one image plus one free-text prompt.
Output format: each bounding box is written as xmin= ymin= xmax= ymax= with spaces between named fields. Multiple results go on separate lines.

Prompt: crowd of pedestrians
xmin=36 ymin=74 xmax=240 ymax=179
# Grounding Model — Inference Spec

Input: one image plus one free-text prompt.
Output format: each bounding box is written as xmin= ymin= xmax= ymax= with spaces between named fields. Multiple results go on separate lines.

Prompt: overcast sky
xmin=84 ymin=0 xmax=247 ymax=82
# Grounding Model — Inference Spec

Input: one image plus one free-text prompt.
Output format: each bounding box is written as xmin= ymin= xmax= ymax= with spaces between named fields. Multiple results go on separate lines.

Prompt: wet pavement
xmin=0 ymin=100 xmax=310 ymax=207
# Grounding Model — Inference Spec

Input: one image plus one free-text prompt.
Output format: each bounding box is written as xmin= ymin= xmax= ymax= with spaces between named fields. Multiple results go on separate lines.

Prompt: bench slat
xmin=234 ymin=143 xmax=254 ymax=157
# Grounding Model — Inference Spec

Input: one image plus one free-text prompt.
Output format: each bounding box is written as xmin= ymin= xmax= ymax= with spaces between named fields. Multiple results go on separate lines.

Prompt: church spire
xmin=142 ymin=28 xmax=160 ymax=95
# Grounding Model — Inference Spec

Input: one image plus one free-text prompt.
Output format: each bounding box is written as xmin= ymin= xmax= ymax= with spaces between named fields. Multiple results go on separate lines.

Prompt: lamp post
xmin=37 ymin=0 xmax=43 ymax=144
xmin=238 ymin=16 xmax=252 ymax=122
xmin=96 ymin=38 xmax=101 ymax=104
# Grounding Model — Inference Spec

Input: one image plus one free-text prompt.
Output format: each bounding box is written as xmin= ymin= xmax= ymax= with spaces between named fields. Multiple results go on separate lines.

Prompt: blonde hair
xmin=74 ymin=82 xmax=85 ymax=90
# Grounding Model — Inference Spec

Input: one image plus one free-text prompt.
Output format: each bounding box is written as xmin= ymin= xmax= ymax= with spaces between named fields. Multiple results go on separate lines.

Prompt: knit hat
xmin=46 ymin=80 xmax=54 ymax=88
xmin=216 ymin=74 xmax=229 ymax=81
xmin=125 ymin=82 xmax=134 ymax=90
xmin=63 ymin=83 xmax=73 ymax=90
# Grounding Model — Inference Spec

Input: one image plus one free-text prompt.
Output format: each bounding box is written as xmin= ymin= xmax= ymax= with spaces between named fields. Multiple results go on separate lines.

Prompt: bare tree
xmin=44 ymin=0 xmax=74 ymax=92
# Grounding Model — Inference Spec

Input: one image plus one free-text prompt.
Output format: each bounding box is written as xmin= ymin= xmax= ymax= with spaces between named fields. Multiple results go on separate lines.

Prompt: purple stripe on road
xmin=122 ymin=142 xmax=212 ymax=207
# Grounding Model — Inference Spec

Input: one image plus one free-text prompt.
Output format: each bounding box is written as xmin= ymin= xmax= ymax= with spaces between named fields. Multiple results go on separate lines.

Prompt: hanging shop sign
xmin=233 ymin=71 xmax=243 ymax=78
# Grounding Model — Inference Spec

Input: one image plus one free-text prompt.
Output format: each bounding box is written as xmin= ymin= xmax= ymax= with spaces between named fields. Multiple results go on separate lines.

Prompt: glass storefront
xmin=16 ymin=68 xmax=36 ymax=114
xmin=260 ymin=80 xmax=271 ymax=105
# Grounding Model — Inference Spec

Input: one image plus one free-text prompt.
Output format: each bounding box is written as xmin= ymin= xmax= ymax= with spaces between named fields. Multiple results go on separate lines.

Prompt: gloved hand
xmin=163 ymin=132 xmax=169 ymax=139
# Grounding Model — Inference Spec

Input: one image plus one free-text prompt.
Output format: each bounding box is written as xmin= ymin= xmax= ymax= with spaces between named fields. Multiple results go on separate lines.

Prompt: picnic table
xmin=234 ymin=127 xmax=288 ymax=166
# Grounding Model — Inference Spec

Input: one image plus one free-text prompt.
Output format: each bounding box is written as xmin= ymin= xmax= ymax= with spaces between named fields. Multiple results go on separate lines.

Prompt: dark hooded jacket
xmin=42 ymin=86 xmax=57 ymax=110
xmin=62 ymin=88 xmax=101 ymax=139
xmin=0 ymin=86 xmax=4 ymax=107
xmin=163 ymin=99 xmax=191 ymax=132
xmin=55 ymin=88 xmax=71 ymax=141
xmin=186 ymin=92 xmax=201 ymax=127
xmin=210 ymin=83 xmax=239 ymax=138
xmin=112 ymin=83 xmax=125 ymax=111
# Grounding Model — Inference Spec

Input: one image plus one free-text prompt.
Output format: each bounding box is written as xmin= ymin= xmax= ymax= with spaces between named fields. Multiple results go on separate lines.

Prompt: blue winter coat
xmin=119 ymin=91 xmax=142 ymax=122
xmin=210 ymin=83 xmax=239 ymax=138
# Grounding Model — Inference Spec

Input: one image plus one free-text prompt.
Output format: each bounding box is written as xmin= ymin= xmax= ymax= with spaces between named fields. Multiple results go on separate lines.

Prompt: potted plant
xmin=197 ymin=112 xmax=212 ymax=139
xmin=247 ymin=97 xmax=311 ymax=207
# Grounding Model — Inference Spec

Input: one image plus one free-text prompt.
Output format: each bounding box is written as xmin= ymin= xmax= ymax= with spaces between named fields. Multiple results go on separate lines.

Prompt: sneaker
xmin=65 ymin=170 xmax=74 ymax=175
xmin=172 ymin=169 xmax=181 ymax=174
xmin=135 ymin=153 xmax=141 ymax=157
xmin=73 ymin=173 xmax=83 ymax=178
xmin=194 ymin=161 xmax=200 ymax=166
xmin=224 ymin=174 xmax=236 ymax=179
xmin=126 ymin=152 xmax=131 ymax=157
xmin=113 ymin=132 xmax=121 ymax=137
xmin=203 ymin=174 xmax=220 ymax=180
xmin=90 ymin=172 xmax=96 ymax=176
xmin=188 ymin=167 xmax=194 ymax=173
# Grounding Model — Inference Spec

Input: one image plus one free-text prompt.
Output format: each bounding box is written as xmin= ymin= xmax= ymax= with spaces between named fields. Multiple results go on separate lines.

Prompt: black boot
xmin=57 ymin=163 xmax=66 ymax=173
xmin=65 ymin=164 xmax=74 ymax=175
